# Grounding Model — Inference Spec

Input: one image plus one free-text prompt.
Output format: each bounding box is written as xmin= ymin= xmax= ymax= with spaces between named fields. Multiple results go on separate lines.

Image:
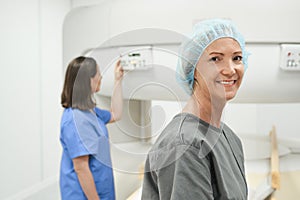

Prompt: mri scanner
xmin=63 ymin=1 xmax=300 ymax=199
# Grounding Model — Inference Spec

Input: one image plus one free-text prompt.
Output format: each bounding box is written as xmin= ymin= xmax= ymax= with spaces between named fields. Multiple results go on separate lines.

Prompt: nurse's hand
xmin=114 ymin=59 xmax=124 ymax=81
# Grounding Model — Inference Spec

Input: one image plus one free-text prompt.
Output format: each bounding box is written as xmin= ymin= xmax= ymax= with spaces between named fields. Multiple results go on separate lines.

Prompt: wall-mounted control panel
xmin=280 ymin=44 xmax=300 ymax=71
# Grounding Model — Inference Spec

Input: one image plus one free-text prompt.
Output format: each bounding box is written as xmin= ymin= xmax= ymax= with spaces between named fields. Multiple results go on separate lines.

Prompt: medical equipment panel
xmin=119 ymin=46 xmax=153 ymax=71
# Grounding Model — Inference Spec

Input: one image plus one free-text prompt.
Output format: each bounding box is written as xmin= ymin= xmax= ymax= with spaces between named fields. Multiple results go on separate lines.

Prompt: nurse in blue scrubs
xmin=60 ymin=56 xmax=123 ymax=200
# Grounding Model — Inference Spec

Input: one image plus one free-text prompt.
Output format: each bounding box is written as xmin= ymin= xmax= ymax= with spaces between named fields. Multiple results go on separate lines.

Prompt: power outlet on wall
xmin=280 ymin=44 xmax=300 ymax=71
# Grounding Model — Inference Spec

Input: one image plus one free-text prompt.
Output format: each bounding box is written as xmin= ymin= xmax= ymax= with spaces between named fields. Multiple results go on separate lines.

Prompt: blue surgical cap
xmin=176 ymin=18 xmax=249 ymax=95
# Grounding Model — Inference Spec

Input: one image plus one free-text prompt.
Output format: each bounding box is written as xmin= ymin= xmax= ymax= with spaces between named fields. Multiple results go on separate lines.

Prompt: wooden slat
xmin=270 ymin=125 xmax=280 ymax=190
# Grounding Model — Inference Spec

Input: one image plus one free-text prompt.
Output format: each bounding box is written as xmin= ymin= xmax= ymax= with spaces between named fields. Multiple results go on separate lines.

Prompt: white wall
xmin=40 ymin=0 xmax=71 ymax=181
xmin=0 ymin=1 xmax=40 ymax=198
xmin=0 ymin=0 xmax=70 ymax=199
xmin=71 ymin=0 xmax=106 ymax=7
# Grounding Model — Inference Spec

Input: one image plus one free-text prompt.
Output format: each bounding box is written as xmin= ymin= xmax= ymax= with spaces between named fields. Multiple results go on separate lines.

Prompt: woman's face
xmin=90 ymin=65 xmax=102 ymax=93
xmin=194 ymin=38 xmax=244 ymax=102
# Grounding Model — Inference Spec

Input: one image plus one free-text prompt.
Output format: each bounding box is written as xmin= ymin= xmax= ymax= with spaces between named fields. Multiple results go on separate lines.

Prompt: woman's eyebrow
xmin=209 ymin=51 xmax=242 ymax=55
xmin=233 ymin=51 xmax=242 ymax=54
xmin=209 ymin=52 xmax=224 ymax=56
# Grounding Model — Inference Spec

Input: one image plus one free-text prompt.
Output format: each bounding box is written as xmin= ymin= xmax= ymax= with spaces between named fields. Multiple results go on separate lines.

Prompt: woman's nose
xmin=221 ymin=60 xmax=235 ymax=76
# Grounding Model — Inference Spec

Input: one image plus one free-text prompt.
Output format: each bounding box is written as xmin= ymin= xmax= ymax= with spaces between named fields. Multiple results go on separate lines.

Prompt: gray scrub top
xmin=142 ymin=113 xmax=247 ymax=200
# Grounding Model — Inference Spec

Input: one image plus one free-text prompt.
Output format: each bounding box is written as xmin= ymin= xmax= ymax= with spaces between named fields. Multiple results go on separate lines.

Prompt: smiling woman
xmin=142 ymin=18 xmax=250 ymax=200
xmin=195 ymin=37 xmax=244 ymax=103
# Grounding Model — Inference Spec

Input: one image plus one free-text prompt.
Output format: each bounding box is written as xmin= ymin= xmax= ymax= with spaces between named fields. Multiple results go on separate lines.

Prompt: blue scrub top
xmin=59 ymin=107 xmax=115 ymax=200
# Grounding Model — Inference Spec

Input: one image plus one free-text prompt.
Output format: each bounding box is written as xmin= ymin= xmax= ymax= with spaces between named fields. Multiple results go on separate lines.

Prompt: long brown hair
xmin=61 ymin=56 xmax=98 ymax=110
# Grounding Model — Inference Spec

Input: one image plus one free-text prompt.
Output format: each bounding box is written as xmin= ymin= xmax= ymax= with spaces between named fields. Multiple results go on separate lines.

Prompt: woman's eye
xmin=209 ymin=57 xmax=219 ymax=62
xmin=234 ymin=56 xmax=243 ymax=61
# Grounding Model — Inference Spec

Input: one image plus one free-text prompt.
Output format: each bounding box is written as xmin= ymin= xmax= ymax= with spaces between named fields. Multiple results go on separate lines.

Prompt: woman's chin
xmin=225 ymin=93 xmax=237 ymax=101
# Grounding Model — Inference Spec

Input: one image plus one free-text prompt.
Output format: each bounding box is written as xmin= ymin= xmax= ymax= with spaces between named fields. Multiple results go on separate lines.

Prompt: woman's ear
xmin=90 ymin=77 xmax=94 ymax=93
xmin=95 ymin=78 xmax=100 ymax=92
xmin=194 ymin=67 xmax=199 ymax=81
